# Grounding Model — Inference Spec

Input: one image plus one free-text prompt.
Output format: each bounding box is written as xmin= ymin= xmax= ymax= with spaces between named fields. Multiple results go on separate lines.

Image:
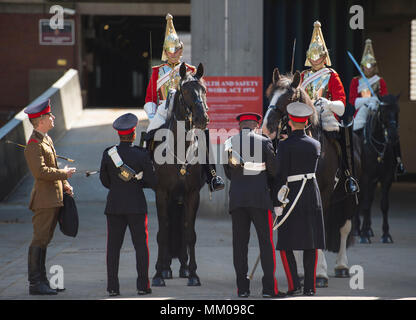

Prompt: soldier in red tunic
xmin=143 ymin=14 xmax=224 ymax=192
xmin=300 ymin=21 xmax=359 ymax=194
xmin=349 ymin=39 xmax=405 ymax=174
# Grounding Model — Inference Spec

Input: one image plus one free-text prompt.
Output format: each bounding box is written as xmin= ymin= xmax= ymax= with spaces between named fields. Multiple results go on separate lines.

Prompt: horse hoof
xmin=334 ymin=268 xmax=350 ymax=278
xmin=359 ymin=236 xmax=371 ymax=244
xmin=187 ymin=276 xmax=201 ymax=286
xmin=179 ymin=267 xmax=190 ymax=278
xmin=381 ymin=234 xmax=393 ymax=243
xmin=369 ymin=228 xmax=375 ymax=237
xmin=315 ymin=277 xmax=328 ymax=288
xmin=161 ymin=270 xmax=172 ymax=279
xmin=152 ymin=276 xmax=166 ymax=287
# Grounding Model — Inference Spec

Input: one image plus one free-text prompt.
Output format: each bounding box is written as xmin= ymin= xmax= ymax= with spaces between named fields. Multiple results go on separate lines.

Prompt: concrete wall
xmin=0 ymin=69 xmax=83 ymax=201
xmin=191 ymin=0 xmax=263 ymax=216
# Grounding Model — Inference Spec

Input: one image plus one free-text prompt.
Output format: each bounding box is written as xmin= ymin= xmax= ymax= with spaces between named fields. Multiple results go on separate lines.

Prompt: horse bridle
xmin=166 ymin=78 xmax=208 ymax=175
xmin=365 ymin=104 xmax=397 ymax=163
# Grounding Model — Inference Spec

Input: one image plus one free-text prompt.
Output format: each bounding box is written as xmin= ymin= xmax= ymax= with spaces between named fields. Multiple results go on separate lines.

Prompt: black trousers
xmin=106 ymin=214 xmax=150 ymax=292
xmin=280 ymin=249 xmax=318 ymax=292
xmin=231 ymin=207 xmax=278 ymax=295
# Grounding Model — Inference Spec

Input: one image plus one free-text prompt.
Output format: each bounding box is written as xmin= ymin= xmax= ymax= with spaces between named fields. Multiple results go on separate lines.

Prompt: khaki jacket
xmin=24 ymin=130 xmax=69 ymax=210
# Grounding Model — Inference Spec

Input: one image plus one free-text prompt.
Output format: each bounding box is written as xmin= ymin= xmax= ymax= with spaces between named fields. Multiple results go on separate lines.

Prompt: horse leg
xmin=380 ymin=179 xmax=394 ymax=243
xmin=360 ymin=179 xmax=377 ymax=244
xmin=184 ymin=191 xmax=201 ymax=286
xmin=178 ymin=211 xmax=190 ymax=278
xmin=334 ymin=219 xmax=351 ymax=278
xmin=152 ymin=190 xmax=170 ymax=287
xmin=315 ymin=250 xmax=329 ymax=288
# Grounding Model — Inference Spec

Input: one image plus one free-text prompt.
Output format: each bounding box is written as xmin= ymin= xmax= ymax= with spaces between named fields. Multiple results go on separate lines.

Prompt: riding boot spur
xmin=204 ymin=129 xmax=225 ymax=192
xmin=340 ymin=122 xmax=359 ymax=195
xmin=28 ymin=246 xmax=57 ymax=295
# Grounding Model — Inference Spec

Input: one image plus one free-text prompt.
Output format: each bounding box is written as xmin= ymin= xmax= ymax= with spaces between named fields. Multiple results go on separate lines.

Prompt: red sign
xmin=204 ymin=76 xmax=263 ymax=144
xmin=39 ymin=19 xmax=75 ymax=45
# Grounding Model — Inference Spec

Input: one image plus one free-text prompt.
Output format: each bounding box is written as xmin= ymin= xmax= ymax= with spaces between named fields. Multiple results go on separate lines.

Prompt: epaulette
xmin=27 ymin=139 xmax=39 ymax=145
xmin=152 ymin=63 xmax=166 ymax=69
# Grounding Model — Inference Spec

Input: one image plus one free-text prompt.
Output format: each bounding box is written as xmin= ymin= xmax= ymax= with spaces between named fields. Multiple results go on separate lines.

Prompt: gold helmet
xmin=161 ymin=13 xmax=183 ymax=62
xmin=305 ymin=21 xmax=331 ymax=67
xmin=361 ymin=39 xmax=378 ymax=72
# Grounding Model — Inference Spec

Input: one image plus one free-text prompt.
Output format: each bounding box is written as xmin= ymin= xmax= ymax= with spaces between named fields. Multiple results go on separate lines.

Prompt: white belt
xmin=243 ymin=162 xmax=266 ymax=172
xmin=287 ymin=173 xmax=316 ymax=183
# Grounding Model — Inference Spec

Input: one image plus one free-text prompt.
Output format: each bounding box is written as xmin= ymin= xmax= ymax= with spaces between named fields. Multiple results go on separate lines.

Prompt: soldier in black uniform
xmin=100 ymin=113 xmax=157 ymax=297
xmin=273 ymin=102 xmax=325 ymax=296
xmin=223 ymin=112 xmax=286 ymax=299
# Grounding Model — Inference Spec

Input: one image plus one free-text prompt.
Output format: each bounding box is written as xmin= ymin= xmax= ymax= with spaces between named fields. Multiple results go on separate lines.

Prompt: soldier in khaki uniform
xmin=23 ymin=99 xmax=76 ymax=295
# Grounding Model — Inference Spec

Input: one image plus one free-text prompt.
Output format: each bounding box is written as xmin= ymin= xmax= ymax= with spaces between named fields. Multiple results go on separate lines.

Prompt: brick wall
xmin=0 ymin=13 xmax=78 ymax=114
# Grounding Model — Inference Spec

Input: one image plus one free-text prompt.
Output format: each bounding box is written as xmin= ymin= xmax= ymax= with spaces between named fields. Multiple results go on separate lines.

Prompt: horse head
xmin=377 ymin=94 xmax=400 ymax=145
xmin=263 ymin=68 xmax=317 ymax=135
xmin=176 ymin=62 xmax=209 ymax=130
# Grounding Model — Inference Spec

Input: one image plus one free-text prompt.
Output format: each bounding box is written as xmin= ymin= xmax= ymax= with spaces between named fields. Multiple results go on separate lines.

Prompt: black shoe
xmin=108 ymin=290 xmax=120 ymax=297
xmin=238 ymin=291 xmax=250 ymax=298
xmin=345 ymin=177 xmax=359 ymax=194
xmin=303 ymin=289 xmax=315 ymax=296
xmin=29 ymin=282 xmax=58 ymax=295
xmin=137 ymin=288 xmax=152 ymax=295
xmin=39 ymin=248 xmax=66 ymax=292
xmin=287 ymin=287 xmax=302 ymax=296
xmin=263 ymin=291 xmax=287 ymax=298
xmin=210 ymin=176 xmax=225 ymax=192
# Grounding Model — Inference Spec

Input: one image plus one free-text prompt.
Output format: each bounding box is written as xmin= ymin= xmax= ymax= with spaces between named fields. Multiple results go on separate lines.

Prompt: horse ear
xmin=272 ymin=68 xmax=281 ymax=85
xmin=179 ymin=62 xmax=187 ymax=79
xmin=195 ymin=63 xmax=204 ymax=80
xmin=291 ymin=71 xmax=301 ymax=88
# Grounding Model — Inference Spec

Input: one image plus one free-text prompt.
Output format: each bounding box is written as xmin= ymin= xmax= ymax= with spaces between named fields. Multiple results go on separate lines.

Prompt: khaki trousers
xmin=30 ymin=207 xmax=60 ymax=248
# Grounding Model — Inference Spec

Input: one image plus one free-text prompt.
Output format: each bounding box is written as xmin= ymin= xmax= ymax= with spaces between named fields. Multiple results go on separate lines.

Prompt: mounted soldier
xmin=300 ymin=21 xmax=359 ymax=195
xmin=349 ymin=39 xmax=405 ymax=175
xmin=143 ymin=13 xmax=224 ymax=192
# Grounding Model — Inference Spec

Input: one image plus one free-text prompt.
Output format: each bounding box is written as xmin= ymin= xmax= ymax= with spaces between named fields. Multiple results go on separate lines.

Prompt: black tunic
xmin=223 ymin=129 xmax=277 ymax=212
xmin=99 ymin=142 xmax=157 ymax=215
xmin=274 ymin=130 xmax=325 ymax=250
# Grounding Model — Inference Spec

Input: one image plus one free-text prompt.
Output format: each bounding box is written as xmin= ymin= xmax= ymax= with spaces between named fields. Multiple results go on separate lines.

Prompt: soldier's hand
xmin=64 ymin=185 xmax=74 ymax=197
xmin=64 ymin=166 xmax=76 ymax=178
xmin=274 ymin=206 xmax=283 ymax=217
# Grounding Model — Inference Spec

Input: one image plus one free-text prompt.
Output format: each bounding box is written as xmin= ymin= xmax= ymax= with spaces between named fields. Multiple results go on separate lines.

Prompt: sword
xmin=347 ymin=51 xmax=379 ymax=102
xmin=4 ymin=140 xmax=75 ymax=162
xmin=291 ymin=38 xmax=296 ymax=75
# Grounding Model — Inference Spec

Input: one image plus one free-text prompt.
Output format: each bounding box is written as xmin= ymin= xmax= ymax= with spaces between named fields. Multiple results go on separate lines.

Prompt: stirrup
xmin=344 ymin=171 xmax=359 ymax=194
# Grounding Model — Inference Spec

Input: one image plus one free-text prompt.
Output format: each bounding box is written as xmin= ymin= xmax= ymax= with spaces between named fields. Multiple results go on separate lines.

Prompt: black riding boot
xmin=340 ymin=121 xmax=359 ymax=195
xmin=394 ymin=142 xmax=405 ymax=175
xmin=204 ymin=129 xmax=224 ymax=192
xmin=28 ymin=247 xmax=57 ymax=295
xmin=40 ymin=248 xmax=65 ymax=292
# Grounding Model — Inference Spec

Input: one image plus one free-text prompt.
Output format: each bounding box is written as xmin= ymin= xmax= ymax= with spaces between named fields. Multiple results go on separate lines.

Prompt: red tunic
xmin=349 ymin=76 xmax=388 ymax=112
xmin=145 ymin=63 xmax=196 ymax=105
xmin=300 ymin=69 xmax=346 ymax=120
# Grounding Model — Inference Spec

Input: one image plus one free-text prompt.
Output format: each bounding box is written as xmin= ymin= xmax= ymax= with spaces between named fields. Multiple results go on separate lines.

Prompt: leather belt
xmin=287 ymin=173 xmax=316 ymax=183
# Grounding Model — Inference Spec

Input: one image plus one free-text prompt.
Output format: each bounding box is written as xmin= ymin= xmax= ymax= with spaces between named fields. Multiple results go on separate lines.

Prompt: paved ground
xmin=0 ymin=109 xmax=415 ymax=300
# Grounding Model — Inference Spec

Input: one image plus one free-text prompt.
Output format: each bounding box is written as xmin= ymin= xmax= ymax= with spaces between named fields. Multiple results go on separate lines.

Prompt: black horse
xmin=151 ymin=62 xmax=208 ymax=287
xmin=263 ymin=68 xmax=359 ymax=284
xmin=355 ymin=94 xmax=400 ymax=244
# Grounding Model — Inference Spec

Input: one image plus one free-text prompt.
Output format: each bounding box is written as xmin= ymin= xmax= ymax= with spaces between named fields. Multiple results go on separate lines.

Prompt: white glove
xmin=367 ymin=97 xmax=379 ymax=111
xmin=274 ymin=206 xmax=283 ymax=217
xmin=135 ymin=171 xmax=143 ymax=180
xmin=315 ymin=97 xmax=330 ymax=110
xmin=355 ymin=97 xmax=371 ymax=110
xmin=144 ymin=102 xmax=157 ymax=119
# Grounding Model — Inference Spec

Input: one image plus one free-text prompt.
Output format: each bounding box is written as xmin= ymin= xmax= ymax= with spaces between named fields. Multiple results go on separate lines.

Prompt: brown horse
xmin=263 ymin=68 xmax=360 ymax=287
